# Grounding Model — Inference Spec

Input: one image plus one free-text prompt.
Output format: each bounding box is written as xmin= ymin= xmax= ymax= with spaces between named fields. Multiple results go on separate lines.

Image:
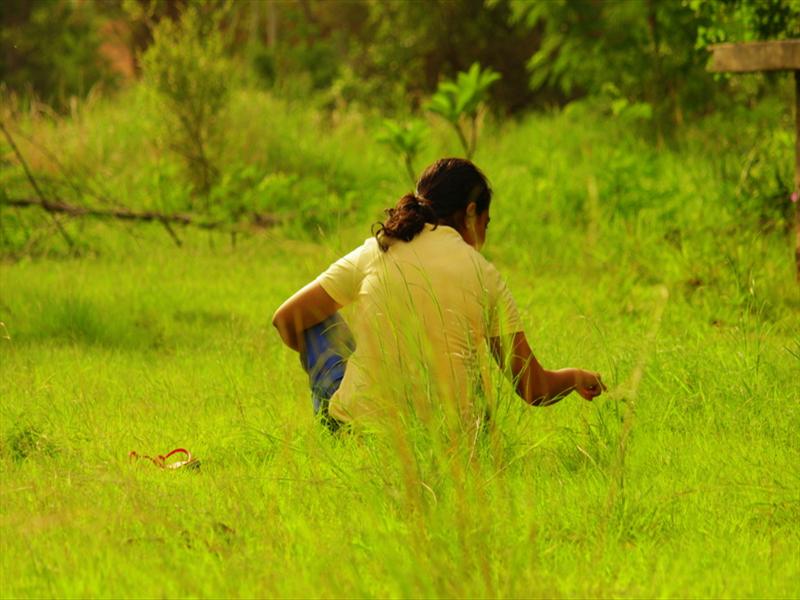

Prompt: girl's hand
xmin=575 ymin=370 xmax=606 ymax=401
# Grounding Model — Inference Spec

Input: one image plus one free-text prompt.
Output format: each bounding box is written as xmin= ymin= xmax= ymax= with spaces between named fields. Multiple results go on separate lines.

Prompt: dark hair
xmin=373 ymin=158 xmax=492 ymax=251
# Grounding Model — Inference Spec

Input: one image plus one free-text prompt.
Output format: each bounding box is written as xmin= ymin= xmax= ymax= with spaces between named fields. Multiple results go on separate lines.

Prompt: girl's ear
xmin=465 ymin=202 xmax=478 ymax=219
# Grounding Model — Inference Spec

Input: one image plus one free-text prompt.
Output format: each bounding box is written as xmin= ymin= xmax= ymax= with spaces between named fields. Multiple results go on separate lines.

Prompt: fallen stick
xmin=2 ymin=196 xmax=280 ymax=232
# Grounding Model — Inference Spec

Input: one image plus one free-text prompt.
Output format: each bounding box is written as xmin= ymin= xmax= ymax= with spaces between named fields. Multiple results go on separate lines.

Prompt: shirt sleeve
xmin=315 ymin=239 xmax=373 ymax=306
xmin=485 ymin=261 xmax=523 ymax=339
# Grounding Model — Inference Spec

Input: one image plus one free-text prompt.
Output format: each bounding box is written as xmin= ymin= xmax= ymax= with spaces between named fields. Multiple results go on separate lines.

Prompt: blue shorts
xmin=300 ymin=313 xmax=355 ymax=431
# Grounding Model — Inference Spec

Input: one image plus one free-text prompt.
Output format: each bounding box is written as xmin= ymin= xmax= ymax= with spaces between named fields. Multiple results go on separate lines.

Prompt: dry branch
xmin=3 ymin=196 xmax=280 ymax=232
xmin=2 ymin=120 xmax=280 ymax=247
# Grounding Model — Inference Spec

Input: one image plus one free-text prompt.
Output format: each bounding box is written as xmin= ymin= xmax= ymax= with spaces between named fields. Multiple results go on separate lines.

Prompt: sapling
xmin=426 ymin=63 xmax=501 ymax=159
xmin=376 ymin=119 xmax=428 ymax=185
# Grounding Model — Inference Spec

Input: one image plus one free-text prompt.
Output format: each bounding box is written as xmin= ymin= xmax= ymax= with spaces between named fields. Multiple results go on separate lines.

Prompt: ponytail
xmin=374 ymin=158 xmax=492 ymax=252
xmin=373 ymin=193 xmax=437 ymax=251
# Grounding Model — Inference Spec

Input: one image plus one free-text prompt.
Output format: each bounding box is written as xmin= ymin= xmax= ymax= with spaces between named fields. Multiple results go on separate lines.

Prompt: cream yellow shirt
xmin=316 ymin=224 xmax=522 ymax=424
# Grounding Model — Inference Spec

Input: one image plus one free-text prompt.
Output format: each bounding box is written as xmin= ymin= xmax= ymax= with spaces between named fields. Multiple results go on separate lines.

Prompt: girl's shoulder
xmin=342 ymin=236 xmax=383 ymax=273
xmin=358 ymin=236 xmax=382 ymax=260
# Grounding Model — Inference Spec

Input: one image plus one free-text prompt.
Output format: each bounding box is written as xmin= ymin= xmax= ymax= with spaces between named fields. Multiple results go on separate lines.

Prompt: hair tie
xmin=414 ymin=193 xmax=431 ymax=206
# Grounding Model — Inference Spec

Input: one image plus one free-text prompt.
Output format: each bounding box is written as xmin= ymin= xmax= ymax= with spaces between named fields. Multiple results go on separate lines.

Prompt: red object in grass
xmin=129 ymin=448 xmax=200 ymax=470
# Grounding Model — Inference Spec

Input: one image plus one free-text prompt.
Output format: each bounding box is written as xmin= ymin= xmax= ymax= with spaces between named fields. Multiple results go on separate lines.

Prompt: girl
xmin=272 ymin=158 xmax=605 ymax=430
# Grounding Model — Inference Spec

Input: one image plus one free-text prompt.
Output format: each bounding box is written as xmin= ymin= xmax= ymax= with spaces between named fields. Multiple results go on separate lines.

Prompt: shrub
xmin=140 ymin=5 xmax=231 ymax=208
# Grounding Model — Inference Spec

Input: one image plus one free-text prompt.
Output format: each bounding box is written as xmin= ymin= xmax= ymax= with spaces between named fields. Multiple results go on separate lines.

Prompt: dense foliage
xmin=3 ymin=0 xmax=797 ymax=115
xmin=1 ymin=0 xmax=796 ymax=243
xmin=1 ymin=0 xmax=115 ymax=106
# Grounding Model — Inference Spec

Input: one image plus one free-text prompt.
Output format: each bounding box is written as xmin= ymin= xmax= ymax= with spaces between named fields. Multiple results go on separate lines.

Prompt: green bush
xmin=140 ymin=5 xmax=232 ymax=207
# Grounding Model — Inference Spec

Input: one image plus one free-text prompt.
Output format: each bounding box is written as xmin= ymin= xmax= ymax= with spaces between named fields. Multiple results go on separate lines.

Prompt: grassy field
xmin=1 ymin=91 xmax=799 ymax=597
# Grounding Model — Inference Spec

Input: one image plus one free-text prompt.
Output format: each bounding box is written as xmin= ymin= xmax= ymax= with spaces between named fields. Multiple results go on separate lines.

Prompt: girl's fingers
xmin=579 ymin=372 xmax=606 ymax=400
xmin=593 ymin=373 xmax=607 ymax=392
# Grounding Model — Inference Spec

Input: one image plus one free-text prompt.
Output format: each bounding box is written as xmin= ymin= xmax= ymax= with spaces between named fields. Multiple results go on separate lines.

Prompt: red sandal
xmin=129 ymin=448 xmax=200 ymax=470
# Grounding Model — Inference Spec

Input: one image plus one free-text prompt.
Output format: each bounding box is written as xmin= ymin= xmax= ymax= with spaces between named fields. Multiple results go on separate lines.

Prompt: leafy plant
xmin=2 ymin=423 xmax=57 ymax=462
xmin=735 ymin=127 xmax=794 ymax=227
xmin=600 ymin=83 xmax=654 ymax=124
xmin=691 ymin=0 xmax=800 ymax=47
xmin=140 ymin=5 xmax=231 ymax=208
xmin=513 ymin=0 xmax=715 ymax=127
xmin=425 ymin=63 xmax=500 ymax=159
xmin=376 ymin=119 xmax=428 ymax=184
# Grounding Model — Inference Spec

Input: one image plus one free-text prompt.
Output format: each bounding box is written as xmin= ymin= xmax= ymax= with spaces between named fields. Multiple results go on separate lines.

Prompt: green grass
xmin=1 ymin=89 xmax=799 ymax=597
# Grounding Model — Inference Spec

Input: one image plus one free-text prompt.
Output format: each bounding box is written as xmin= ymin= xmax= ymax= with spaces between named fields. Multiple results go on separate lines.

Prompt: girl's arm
xmin=490 ymin=332 xmax=605 ymax=406
xmin=272 ymin=281 xmax=341 ymax=352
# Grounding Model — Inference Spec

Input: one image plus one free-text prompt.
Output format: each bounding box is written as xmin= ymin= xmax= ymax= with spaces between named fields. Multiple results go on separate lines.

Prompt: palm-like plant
xmin=426 ymin=63 xmax=501 ymax=159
